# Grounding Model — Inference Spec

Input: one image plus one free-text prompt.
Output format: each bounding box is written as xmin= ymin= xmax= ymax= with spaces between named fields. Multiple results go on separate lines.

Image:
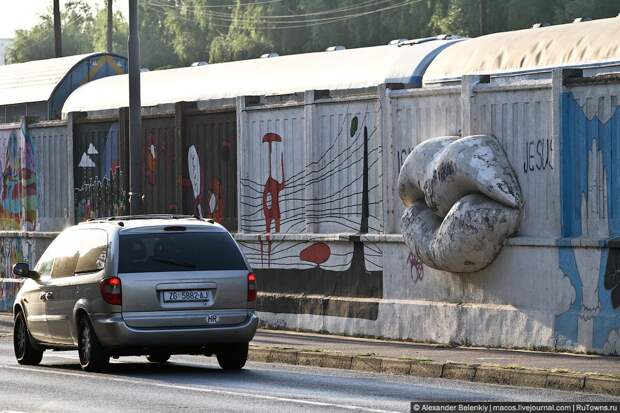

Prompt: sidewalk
xmin=252 ymin=329 xmax=620 ymax=376
xmin=1 ymin=313 xmax=619 ymax=395
xmin=250 ymin=329 xmax=620 ymax=396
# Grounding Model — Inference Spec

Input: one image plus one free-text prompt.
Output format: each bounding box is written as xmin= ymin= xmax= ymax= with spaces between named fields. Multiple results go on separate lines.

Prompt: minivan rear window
xmin=118 ymin=232 xmax=247 ymax=273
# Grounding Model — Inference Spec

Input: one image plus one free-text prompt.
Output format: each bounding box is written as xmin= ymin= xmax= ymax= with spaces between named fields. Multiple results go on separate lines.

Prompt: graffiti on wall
xmin=238 ymin=112 xmax=383 ymax=319
xmin=0 ymin=238 xmax=34 ymax=311
xmin=185 ymin=142 xmax=230 ymax=222
xmin=75 ymin=123 xmax=126 ymax=221
xmin=523 ymin=138 xmax=553 ymax=174
xmin=0 ymin=123 xmax=38 ymax=231
xmin=556 ymin=93 xmax=620 ymax=353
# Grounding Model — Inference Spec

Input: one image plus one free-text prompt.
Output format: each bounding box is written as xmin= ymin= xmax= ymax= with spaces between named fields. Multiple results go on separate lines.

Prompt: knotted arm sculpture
xmin=398 ymin=135 xmax=523 ymax=273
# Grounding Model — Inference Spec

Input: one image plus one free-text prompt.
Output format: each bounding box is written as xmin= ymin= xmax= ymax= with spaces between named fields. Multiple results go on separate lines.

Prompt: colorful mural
xmin=0 ymin=238 xmax=35 ymax=311
xmin=556 ymin=92 xmax=620 ymax=353
xmin=49 ymin=54 xmax=128 ymax=120
xmin=0 ymin=122 xmax=38 ymax=231
xmin=239 ymin=113 xmax=383 ymax=319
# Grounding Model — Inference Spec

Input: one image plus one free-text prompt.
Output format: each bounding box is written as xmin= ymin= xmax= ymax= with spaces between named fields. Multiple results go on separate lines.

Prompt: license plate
xmin=163 ymin=289 xmax=210 ymax=303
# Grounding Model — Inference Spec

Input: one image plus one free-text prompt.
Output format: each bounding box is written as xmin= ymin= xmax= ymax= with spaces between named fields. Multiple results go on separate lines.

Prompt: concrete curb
xmin=249 ymin=346 xmax=620 ymax=397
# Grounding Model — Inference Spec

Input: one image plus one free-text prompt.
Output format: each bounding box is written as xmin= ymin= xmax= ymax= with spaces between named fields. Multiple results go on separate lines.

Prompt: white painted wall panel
xmin=471 ymin=86 xmax=559 ymax=238
xmin=312 ymin=100 xmax=382 ymax=233
xmin=387 ymin=91 xmax=461 ymax=233
xmin=240 ymin=106 xmax=306 ymax=234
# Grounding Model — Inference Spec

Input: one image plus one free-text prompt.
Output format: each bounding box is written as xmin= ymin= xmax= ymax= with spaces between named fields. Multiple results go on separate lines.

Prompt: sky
xmin=0 ymin=0 xmax=129 ymax=39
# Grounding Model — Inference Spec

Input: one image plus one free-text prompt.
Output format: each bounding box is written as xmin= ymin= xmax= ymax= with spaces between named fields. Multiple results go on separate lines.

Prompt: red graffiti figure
xmin=207 ymin=177 xmax=224 ymax=223
xmin=262 ymin=133 xmax=285 ymax=233
xmin=145 ymin=133 xmax=157 ymax=186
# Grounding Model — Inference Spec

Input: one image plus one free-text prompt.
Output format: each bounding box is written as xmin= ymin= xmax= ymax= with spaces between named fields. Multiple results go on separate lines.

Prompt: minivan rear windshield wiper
xmin=149 ymin=257 xmax=196 ymax=269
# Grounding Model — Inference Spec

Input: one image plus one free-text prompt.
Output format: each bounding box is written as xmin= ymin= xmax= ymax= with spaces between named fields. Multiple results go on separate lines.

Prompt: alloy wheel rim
xmin=80 ymin=322 xmax=91 ymax=364
xmin=14 ymin=317 xmax=26 ymax=359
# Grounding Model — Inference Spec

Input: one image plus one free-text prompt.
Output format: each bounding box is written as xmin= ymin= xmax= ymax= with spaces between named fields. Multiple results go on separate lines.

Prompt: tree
xmin=92 ymin=9 xmax=128 ymax=56
xmin=135 ymin=0 xmax=180 ymax=69
xmin=209 ymin=1 xmax=275 ymax=63
xmin=5 ymin=0 xmax=620 ymax=68
xmin=6 ymin=0 xmax=95 ymax=63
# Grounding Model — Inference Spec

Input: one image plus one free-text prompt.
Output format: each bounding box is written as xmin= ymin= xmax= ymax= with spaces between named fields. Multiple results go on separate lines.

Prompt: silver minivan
xmin=12 ymin=215 xmax=258 ymax=371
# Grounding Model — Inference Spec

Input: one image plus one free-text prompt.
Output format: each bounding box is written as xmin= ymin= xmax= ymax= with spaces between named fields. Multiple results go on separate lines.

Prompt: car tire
xmin=146 ymin=353 xmax=170 ymax=363
xmin=78 ymin=315 xmax=109 ymax=372
xmin=216 ymin=342 xmax=248 ymax=370
xmin=13 ymin=311 xmax=43 ymax=365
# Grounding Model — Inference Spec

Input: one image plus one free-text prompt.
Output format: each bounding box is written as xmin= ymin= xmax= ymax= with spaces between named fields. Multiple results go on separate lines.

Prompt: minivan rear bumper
xmin=90 ymin=311 xmax=258 ymax=350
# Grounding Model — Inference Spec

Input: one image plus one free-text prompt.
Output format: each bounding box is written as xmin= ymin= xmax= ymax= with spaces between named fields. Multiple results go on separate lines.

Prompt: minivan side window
xmin=75 ymin=230 xmax=108 ymax=274
xmin=35 ymin=229 xmax=108 ymax=279
xmin=51 ymin=232 xmax=79 ymax=278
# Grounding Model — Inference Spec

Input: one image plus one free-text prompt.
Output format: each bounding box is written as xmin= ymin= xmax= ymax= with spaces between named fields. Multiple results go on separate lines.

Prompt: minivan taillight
xmin=100 ymin=277 xmax=122 ymax=305
xmin=247 ymin=272 xmax=257 ymax=302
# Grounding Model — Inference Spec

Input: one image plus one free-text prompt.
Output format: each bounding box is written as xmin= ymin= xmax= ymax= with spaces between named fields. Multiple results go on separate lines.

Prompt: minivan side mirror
xmin=12 ymin=263 xmax=38 ymax=279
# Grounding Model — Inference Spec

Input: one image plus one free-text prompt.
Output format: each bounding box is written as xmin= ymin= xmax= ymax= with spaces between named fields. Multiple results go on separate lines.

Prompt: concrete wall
xmin=0 ymin=66 xmax=617 ymax=355
xmin=0 ymin=118 xmax=70 ymax=311
xmin=239 ymin=70 xmax=620 ymax=355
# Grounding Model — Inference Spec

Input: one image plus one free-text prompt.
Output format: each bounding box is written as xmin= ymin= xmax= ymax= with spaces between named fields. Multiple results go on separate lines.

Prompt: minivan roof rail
xmin=83 ymin=214 xmax=215 ymax=223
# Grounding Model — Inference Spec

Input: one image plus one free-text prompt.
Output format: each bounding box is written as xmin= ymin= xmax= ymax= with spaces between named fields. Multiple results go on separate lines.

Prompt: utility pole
xmin=53 ymin=0 xmax=62 ymax=57
xmin=106 ymin=0 xmax=113 ymax=53
xmin=479 ymin=0 xmax=487 ymax=36
xmin=128 ymin=0 xmax=143 ymax=214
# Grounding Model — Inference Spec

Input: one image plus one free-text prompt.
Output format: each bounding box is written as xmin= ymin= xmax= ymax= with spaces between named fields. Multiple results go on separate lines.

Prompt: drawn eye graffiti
xmin=188 ymin=145 xmax=201 ymax=198
xmin=350 ymin=116 xmax=358 ymax=138
xmin=398 ymin=135 xmax=523 ymax=273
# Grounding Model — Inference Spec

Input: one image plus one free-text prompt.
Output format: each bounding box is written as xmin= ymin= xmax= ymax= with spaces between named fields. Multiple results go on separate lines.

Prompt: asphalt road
xmin=0 ymin=337 xmax=617 ymax=412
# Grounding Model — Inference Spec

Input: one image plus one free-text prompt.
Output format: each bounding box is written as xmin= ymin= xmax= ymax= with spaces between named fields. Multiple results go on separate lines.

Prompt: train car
xmin=0 ymin=53 xmax=127 ymax=122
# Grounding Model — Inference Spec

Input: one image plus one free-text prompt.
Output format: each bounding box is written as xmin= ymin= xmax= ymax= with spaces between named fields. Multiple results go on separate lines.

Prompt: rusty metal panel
xmin=142 ymin=117 xmax=176 ymax=214
xmin=472 ymin=86 xmax=557 ymax=237
xmin=29 ymin=124 xmax=70 ymax=230
xmin=74 ymin=121 xmax=127 ymax=222
xmin=183 ymin=112 xmax=237 ymax=231
xmin=240 ymin=106 xmax=305 ymax=234
xmin=312 ymin=100 xmax=382 ymax=233
xmin=388 ymin=91 xmax=461 ymax=233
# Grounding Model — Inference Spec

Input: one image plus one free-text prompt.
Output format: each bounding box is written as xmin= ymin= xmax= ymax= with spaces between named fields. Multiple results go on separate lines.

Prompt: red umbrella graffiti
xmin=262 ymin=132 xmax=285 ymax=233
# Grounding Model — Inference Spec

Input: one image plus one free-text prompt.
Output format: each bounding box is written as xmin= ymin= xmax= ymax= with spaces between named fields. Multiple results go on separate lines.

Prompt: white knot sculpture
xmin=398 ymin=135 xmax=523 ymax=273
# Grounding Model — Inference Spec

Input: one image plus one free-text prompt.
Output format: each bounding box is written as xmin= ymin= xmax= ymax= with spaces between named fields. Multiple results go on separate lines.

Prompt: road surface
xmin=0 ymin=336 xmax=616 ymax=412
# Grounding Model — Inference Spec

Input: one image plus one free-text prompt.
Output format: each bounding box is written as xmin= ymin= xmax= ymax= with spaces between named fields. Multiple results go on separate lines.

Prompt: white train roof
xmin=424 ymin=16 xmax=620 ymax=83
xmin=0 ymin=53 xmax=100 ymax=106
xmin=62 ymin=39 xmax=459 ymax=114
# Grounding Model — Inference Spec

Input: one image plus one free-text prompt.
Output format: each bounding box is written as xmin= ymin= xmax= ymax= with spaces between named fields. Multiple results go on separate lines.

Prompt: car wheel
xmin=13 ymin=311 xmax=43 ymax=365
xmin=146 ymin=353 xmax=170 ymax=363
xmin=78 ymin=315 xmax=109 ymax=372
xmin=216 ymin=342 xmax=248 ymax=370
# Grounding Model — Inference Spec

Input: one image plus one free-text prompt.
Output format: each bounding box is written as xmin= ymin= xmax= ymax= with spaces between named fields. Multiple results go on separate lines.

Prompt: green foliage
xmin=6 ymin=0 xmax=95 ymax=63
xmin=93 ymin=9 xmax=129 ymax=56
xmin=139 ymin=0 xmax=180 ymax=69
xmin=4 ymin=0 xmax=620 ymax=68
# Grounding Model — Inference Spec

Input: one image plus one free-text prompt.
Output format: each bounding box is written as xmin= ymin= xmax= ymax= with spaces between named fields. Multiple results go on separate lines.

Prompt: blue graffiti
xmin=556 ymin=92 xmax=620 ymax=352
